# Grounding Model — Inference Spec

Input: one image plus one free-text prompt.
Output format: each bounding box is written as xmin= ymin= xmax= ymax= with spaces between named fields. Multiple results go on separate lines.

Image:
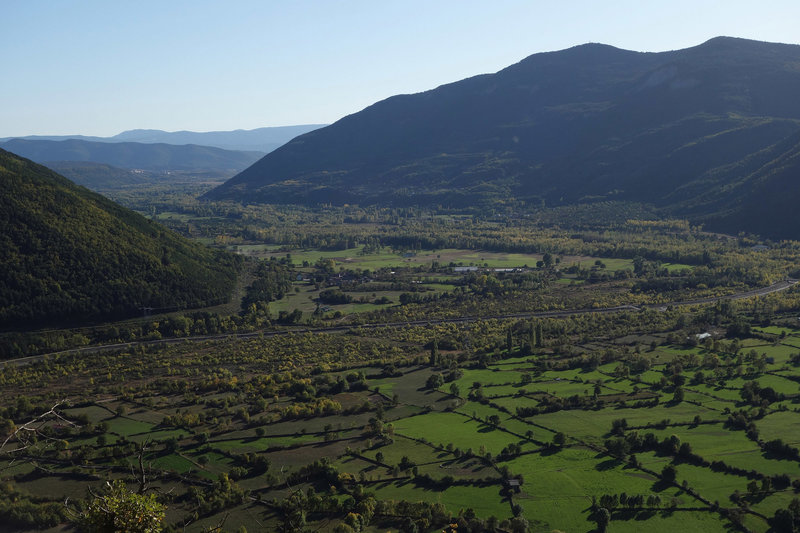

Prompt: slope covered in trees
xmin=44 ymin=161 xmax=152 ymax=190
xmin=0 ymin=148 xmax=241 ymax=328
xmin=205 ymin=37 xmax=800 ymax=239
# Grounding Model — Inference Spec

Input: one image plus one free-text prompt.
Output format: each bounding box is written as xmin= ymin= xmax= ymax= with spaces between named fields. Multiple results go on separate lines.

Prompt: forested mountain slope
xmin=44 ymin=161 xmax=152 ymax=190
xmin=205 ymin=37 xmax=800 ymax=238
xmin=0 ymin=149 xmax=240 ymax=328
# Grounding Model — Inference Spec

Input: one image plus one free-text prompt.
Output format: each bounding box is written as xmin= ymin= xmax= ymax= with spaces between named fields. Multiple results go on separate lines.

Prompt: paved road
xmin=3 ymin=279 xmax=796 ymax=367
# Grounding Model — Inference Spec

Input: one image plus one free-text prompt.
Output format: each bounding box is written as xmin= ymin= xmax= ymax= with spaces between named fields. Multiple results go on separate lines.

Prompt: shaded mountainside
xmin=44 ymin=161 xmax=152 ymax=190
xmin=0 ymin=149 xmax=241 ymax=328
xmin=205 ymin=37 xmax=800 ymax=239
xmin=0 ymin=138 xmax=264 ymax=172
xmin=0 ymin=124 xmax=326 ymax=152
xmin=669 ymin=129 xmax=800 ymax=238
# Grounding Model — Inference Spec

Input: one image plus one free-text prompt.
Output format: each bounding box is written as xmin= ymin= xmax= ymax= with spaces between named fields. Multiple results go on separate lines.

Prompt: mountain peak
xmin=514 ymin=41 xmax=641 ymax=68
xmin=565 ymin=42 xmax=628 ymax=53
xmin=699 ymin=35 xmax=781 ymax=47
xmin=700 ymin=35 xmax=750 ymax=46
xmin=204 ymin=38 xmax=800 ymax=239
xmin=691 ymin=35 xmax=800 ymax=55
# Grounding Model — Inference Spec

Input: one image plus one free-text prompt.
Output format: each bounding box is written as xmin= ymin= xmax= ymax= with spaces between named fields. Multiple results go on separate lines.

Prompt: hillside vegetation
xmin=44 ymin=161 xmax=152 ymax=190
xmin=0 ymin=148 xmax=241 ymax=328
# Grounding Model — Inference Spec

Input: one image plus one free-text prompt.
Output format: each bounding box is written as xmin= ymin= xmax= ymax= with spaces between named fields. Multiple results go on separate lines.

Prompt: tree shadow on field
xmin=650 ymin=477 xmax=672 ymax=492
xmin=610 ymin=508 xmax=660 ymax=523
xmin=540 ymin=446 xmax=562 ymax=456
xmin=746 ymin=491 xmax=769 ymax=505
xmin=594 ymin=458 xmax=620 ymax=471
xmin=634 ymin=510 xmax=658 ymax=520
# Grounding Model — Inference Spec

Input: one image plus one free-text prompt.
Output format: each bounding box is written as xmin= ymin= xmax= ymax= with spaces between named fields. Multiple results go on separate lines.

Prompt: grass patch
xmin=106 ymin=416 xmax=155 ymax=437
xmin=393 ymin=411 xmax=529 ymax=455
xmin=505 ymin=447 xmax=691 ymax=533
xmin=370 ymin=480 xmax=510 ymax=520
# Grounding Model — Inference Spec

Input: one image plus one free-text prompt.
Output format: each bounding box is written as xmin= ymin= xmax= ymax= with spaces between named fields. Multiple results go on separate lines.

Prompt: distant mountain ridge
xmin=204 ymin=37 xmax=800 ymax=239
xmin=0 ymin=124 xmax=325 ymax=152
xmin=0 ymin=138 xmax=264 ymax=172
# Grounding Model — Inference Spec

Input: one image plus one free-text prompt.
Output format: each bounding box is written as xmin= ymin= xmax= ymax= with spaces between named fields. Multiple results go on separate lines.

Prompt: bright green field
xmin=464 ymin=405 xmax=552 ymax=442
xmin=451 ymin=368 xmax=527 ymax=389
xmin=393 ymin=411 xmax=532 ymax=455
xmin=529 ymin=403 xmax=720 ymax=445
xmin=243 ymin=245 xmax=643 ymax=273
xmin=361 ymin=435 xmax=447 ymax=467
xmin=504 ymin=447 xmax=698 ymax=533
xmin=605 ymin=511 xmax=732 ymax=533
xmin=645 ymin=424 xmax=795 ymax=475
xmin=150 ymin=453 xmax=196 ymax=473
xmin=757 ymin=410 xmax=800 ymax=445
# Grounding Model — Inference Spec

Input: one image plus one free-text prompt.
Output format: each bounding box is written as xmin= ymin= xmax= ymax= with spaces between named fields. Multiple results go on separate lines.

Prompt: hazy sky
xmin=2 ymin=0 xmax=799 ymax=137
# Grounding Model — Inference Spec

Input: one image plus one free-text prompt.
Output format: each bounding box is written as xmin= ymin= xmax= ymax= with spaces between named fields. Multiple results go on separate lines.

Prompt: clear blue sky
xmin=2 ymin=0 xmax=799 ymax=137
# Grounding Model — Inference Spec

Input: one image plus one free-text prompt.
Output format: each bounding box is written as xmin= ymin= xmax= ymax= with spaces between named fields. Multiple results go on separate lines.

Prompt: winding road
xmin=3 ymin=279 xmax=796 ymax=367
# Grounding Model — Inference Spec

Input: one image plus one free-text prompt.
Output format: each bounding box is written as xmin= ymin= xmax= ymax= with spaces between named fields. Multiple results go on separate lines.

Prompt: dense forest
xmin=0 ymin=149 xmax=241 ymax=328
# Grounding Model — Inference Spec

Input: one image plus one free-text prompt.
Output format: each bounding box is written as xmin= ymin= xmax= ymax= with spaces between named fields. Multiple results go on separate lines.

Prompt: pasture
xmin=5 ymin=307 xmax=800 ymax=533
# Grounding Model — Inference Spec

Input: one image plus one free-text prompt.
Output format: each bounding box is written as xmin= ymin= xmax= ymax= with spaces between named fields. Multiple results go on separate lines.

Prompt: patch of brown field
xmin=126 ymin=407 xmax=169 ymax=424
xmin=624 ymin=471 xmax=657 ymax=481
xmin=264 ymin=437 xmax=369 ymax=470
xmin=332 ymin=391 xmax=372 ymax=409
xmin=438 ymin=459 xmax=499 ymax=479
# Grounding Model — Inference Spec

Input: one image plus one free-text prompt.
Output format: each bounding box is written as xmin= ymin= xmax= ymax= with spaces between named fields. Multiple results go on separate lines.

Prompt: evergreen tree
xmin=535 ymin=322 xmax=544 ymax=348
xmin=430 ymin=339 xmax=440 ymax=366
